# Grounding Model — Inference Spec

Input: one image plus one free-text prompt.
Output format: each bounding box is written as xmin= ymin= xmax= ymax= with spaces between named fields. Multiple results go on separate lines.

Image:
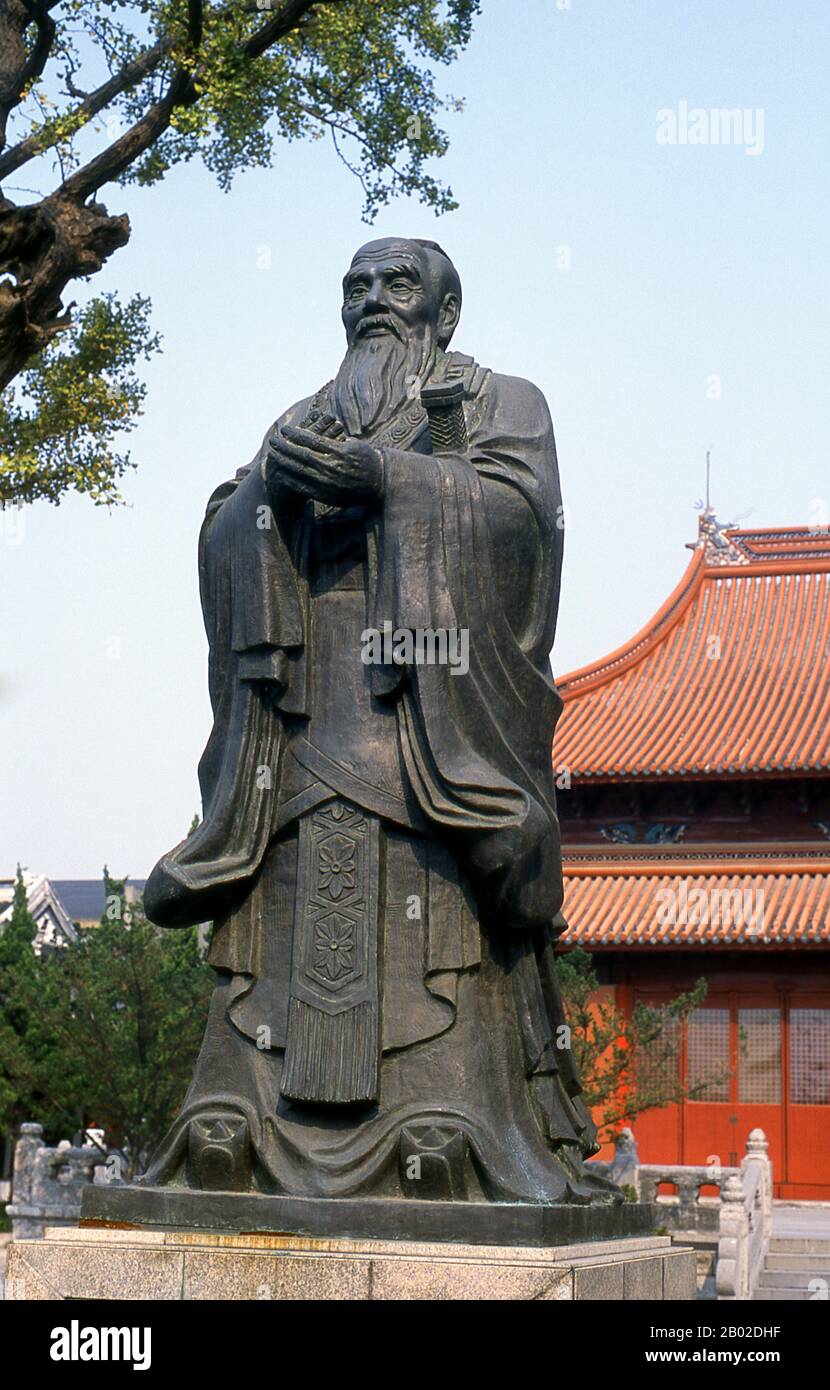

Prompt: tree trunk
xmin=0 ymin=194 xmax=130 ymax=392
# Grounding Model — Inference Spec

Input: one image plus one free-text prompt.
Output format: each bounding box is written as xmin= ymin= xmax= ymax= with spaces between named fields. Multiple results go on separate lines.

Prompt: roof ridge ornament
xmin=696 ymin=509 xmax=751 ymax=567
xmin=691 ymin=451 xmax=751 ymax=564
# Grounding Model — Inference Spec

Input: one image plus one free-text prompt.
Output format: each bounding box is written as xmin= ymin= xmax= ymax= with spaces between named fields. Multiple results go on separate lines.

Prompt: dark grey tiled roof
xmin=51 ymin=880 xmax=146 ymax=923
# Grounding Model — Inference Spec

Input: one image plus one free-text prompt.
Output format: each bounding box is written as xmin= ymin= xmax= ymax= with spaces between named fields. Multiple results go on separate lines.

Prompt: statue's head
xmin=341 ymin=237 xmax=462 ymax=351
xmin=334 ymin=237 xmax=462 ymax=437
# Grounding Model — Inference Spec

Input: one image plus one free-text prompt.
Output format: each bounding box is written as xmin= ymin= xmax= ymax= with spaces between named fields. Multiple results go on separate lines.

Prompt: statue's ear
xmin=437 ymin=292 xmax=461 ymax=347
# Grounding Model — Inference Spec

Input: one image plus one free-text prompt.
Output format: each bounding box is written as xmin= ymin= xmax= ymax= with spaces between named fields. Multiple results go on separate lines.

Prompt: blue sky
xmin=3 ymin=0 xmax=829 ymax=877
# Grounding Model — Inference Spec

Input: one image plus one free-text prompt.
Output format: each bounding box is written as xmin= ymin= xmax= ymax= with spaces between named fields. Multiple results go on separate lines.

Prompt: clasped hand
xmin=266 ymin=424 xmax=384 ymax=506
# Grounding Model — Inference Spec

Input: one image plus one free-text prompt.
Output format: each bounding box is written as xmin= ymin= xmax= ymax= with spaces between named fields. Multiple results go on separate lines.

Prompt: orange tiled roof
xmin=555 ymin=521 xmax=830 ymax=781
xmin=562 ymin=844 xmax=830 ymax=948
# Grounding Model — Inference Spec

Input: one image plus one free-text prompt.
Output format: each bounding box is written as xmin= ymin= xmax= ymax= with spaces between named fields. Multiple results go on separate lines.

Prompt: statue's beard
xmin=332 ymin=323 xmax=437 ymax=437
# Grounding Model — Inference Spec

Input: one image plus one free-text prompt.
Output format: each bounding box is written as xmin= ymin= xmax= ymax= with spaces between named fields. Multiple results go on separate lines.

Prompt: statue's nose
xmin=365 ymin=280 xmax=385 ymax=310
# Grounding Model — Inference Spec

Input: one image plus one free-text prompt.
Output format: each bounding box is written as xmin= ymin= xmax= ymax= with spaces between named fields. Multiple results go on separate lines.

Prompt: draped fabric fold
xmin=141 ymin=348 xmax=609 ymax=1202
xmin=145 ymin=360 xmax=567 ymax=934
xmin=374 ymin=438 xmax=564 ymax=928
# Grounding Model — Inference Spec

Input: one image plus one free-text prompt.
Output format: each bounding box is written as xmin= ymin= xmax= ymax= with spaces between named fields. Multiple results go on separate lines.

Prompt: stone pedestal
xmin=6 ymin=1227 xmax=696 ymax=1301
xmin=80 ymin=1182 xmax=664 ymax=1245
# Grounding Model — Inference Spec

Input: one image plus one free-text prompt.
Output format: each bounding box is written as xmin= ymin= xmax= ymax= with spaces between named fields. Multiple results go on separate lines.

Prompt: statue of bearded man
xmin=142 ymin=237 xmax=615 ymax=1208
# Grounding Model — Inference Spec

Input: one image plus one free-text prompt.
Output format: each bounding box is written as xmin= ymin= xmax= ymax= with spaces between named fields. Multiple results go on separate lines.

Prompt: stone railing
xmin=715 ymin=1129 xmax=773 ymax=1301
xmin=636 ymin=1159 xmax=739 ymax=1234
xmin=6 ymin=1123 xmax=107 ymax=1240
xmin=590 ymin=1129 xmax=739 ymax=1232
xmin=589 ymin=1127 xmax=772 ymax=1300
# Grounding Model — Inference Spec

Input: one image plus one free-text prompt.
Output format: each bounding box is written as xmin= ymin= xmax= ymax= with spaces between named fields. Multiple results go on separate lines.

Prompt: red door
xmin=681 ymin=1001 xmax=783 ymax=1183
xmin=631 ymin=990 xmax=830 ymax=1197
xmin=783 ymin=999 xmax=830 ymax=1198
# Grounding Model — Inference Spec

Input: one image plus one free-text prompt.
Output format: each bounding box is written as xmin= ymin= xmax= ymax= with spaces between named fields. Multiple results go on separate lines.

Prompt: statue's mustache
xmin=354 ymin=314 xmax=404 ymax=341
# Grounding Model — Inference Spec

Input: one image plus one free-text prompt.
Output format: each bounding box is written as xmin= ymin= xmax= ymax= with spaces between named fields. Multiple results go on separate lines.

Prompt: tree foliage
xmin=0 ymin=292 xmax=160 ymax=503
xmin=0 ymin=1 xmax=479 ymax=505
xmin=0 ymin=866 xmax=47 ymax=1142
xmin=557 ymin=947 xmax=717 ymax=1145
xmin=0 ymin=868 xmax=213 ymax=1176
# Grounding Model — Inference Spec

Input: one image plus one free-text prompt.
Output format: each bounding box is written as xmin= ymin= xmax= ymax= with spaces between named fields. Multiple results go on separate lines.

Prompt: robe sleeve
xmin=369 ymin=372 xmax=566 ymax=929
xmin=143 ymin=408 xmax=311 ymax=929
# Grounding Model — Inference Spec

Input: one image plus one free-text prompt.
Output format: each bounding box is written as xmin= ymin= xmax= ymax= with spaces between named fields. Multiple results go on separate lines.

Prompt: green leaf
xmin=0 ymin=294 xmax=161 ymax=507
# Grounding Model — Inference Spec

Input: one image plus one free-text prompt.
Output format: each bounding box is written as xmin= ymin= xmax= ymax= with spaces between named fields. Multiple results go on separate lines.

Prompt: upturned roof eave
xmin=555 ymin=541 xmax=830 ymax=704
xmin=556 ymin=548 xmax=706 ymax=698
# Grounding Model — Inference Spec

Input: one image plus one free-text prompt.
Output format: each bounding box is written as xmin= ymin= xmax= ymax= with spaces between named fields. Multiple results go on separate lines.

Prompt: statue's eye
xmin=390 ymin=280 xmax=412 ymax=293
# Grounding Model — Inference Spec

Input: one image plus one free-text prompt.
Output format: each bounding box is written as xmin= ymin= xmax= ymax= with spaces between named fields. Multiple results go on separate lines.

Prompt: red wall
xmin=583 ymin=953 xmax=830 ymax=1199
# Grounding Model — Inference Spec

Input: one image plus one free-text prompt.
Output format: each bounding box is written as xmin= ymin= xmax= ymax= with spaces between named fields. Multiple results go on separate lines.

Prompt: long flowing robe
xmin=142 ymin=351 xmax=613 ymax=1203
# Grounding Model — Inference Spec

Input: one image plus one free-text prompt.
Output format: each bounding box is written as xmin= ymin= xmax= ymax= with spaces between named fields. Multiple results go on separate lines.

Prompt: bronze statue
xmin=140 ymin=237 xmax=616 ymax=1210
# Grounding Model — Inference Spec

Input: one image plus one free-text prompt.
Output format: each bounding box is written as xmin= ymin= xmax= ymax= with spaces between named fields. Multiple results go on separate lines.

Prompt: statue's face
xmin=342 ymin=241 xmax=439 ymax=349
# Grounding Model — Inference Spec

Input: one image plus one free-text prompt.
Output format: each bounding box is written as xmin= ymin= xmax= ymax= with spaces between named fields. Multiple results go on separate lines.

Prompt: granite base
xmin=5 ymin=1226 xmax=696 ymax=1301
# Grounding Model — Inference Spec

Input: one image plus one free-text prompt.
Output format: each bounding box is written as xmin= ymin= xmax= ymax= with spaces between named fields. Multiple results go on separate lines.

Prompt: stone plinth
xmin=6 ymin=1227 xmax=696 ymax=1301
xmin=81 ymin=1182 xmax=661 ymax=1245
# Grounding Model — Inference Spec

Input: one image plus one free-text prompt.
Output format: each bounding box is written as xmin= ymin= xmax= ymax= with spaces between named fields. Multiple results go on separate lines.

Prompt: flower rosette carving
xmin=313 ymin=912 xmax=356 ymax=982
xmin=318 ymin=832 xmax=356 ymax=900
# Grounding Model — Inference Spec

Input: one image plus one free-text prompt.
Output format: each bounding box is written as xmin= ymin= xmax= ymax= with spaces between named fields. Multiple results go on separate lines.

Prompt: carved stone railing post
xmin=715 ymin=1174 xmax=747 ymax=1298
xmin=7 ymin=1123 xmax=100 ymax=1239
xmin=742 ymin=1127 xmax=772 ymax=1295
xmin=716 ymin=1129 xmax=772 ymax=1300
xmin=595 ymin=1128 xmax=773 ymax=1299
xmin=9 ymin=1122 xmax=43 ymax=1221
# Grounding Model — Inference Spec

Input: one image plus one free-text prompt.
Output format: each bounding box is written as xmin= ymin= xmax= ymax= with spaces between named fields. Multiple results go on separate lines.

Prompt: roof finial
xmin=690 ymin=449 xmax=719 ymax=550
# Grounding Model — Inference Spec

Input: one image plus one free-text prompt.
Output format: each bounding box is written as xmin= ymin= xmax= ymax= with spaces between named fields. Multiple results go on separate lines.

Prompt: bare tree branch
xmin=61 ymin=0 xmax=336 ymax=202
xmin=0 ymin=40 xmax=169 ymax=182
xmin=187 ymin=0 xmax=204 ymax=49
xmin=60 ymin=78 xmax=194 ymax=202
xmin=0 ymin=195 xmax=129 ymax=391
xmin=243 ymin=0 xmax=337 ymax=60
xmin=17 ymin=1 xmax=56 ymax=92
xmin=292 ymin=98 xmax=402 ymax=186
xmin=0 ymin=0 xmax=57 ymax=151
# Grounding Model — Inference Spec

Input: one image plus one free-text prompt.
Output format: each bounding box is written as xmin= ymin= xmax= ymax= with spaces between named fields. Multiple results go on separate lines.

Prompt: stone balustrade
xmin=6 ymin=1123 xmax=108 ymax=1240
xmin=715 ymin=1129 xmax=773 ymax=1300
xmin=589 ymin=1126 xmax=773 ymax=1299
xmin=7 ymin=1118 xmax=773 ymax=1301
xmin=636 ymin=1159 xmax=739 ymax=1233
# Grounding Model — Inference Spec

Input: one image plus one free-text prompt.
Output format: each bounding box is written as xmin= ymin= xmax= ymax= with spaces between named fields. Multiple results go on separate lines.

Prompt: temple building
xmin=0 ymin=874 xmax=78 ymax=955
xmin=555 ymin=516 xmax=830 ymax=1198
xmin=0 ymin=877 xmax=146 ymax=937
